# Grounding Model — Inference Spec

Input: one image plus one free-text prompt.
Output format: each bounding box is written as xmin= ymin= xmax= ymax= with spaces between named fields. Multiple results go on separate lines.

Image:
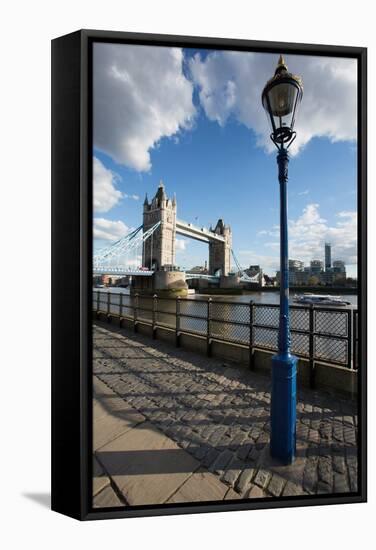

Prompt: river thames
xmin=193 ymin=290 xmax=358 ymax=307
xmin=95 ymin=287 xmax=358 ymax=307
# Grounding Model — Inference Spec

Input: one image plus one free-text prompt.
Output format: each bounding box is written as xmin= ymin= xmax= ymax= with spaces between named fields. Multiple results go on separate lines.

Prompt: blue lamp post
xmin=262 ymin=55 xmax=303 ymax=464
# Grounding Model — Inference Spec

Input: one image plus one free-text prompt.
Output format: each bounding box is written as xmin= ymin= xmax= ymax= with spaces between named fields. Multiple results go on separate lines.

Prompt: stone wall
xmin=154 ymin=270 xmax=187 ymax=290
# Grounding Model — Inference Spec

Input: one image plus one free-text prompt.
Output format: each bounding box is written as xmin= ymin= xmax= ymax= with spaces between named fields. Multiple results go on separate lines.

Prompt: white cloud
xmin=237 ymin=250 xmax=280 ymax=273
xmin=175 ymin=238 xmax=187 ymax=251
xmin=93 ymin=218 xmax=129 ymax=242
xmin=254 ymin=203 xmax=357 ymax=274
xmin=289 ymin=205 xmax=357 ymax=266
xmin=93 ymin=157 xmax=123 ymax=213
xmin=93 ymin=44 xmax=196 ymax=171
xmin=124 ymin=194 xmax=140 ymax=201
xmin=190 ymin=51 xmax=357 ymax=155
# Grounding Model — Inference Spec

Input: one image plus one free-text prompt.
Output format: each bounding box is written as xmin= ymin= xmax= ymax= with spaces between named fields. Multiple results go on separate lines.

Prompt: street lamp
xmin=262 ymin=55 xmax=303 ymax=464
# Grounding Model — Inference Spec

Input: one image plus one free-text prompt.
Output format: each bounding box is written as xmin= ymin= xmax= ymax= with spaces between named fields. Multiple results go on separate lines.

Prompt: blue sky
xmin=93 ymin=44 xmax=357 ymax=277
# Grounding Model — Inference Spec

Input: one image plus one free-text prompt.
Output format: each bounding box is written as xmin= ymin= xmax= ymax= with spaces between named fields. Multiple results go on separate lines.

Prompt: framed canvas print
xmin=51 ymin=29 xmax=367 ymax=520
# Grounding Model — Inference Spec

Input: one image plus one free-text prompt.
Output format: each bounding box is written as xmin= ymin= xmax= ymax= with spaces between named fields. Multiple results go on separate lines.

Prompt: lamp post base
xmin=270 ymin=353 xmax=298 ymax=464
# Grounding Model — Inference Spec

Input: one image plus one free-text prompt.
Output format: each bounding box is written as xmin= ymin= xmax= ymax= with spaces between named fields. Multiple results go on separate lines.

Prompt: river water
xmin=96 ymin=287 xmax=358 ymax=307
xmin=192 ymin=290 xmax=358 ymax=307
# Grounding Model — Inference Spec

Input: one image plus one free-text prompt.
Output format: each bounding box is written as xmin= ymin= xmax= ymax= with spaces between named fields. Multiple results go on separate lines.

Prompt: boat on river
xmin=293 ymin=293 xmax=351 ymax=306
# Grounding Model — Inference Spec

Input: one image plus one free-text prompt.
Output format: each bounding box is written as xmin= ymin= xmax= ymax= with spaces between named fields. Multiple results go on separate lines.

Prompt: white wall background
xmin=0 ymin=1 xmax=373 ymax=548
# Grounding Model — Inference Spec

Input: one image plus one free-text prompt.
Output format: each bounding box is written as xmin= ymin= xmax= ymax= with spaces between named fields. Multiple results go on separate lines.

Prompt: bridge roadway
xmin=93 ymin=267 xmax=221 ymax=280
xmin=93 ymin=268 xmax=154 ymax=277
xmin=92 ymin=267 xmax=259 ymax=283
xmin=176 ymin=219 xmax=225 ymax=243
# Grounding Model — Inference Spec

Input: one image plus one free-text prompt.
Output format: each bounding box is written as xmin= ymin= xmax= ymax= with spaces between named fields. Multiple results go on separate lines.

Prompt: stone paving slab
xmin=166 ymin=468 xmax=228 ymax=503
xmin=93 ymin=377 xmax=234 ymax=507
xmin=93 ymin=456 xmax=111 ymax=497
xmin=93 ymin=485 xmax=124 ymax=508
xmin=93 ymin=321 xmax=359 ymax=505
xmin=96 ymin=420 xmax=201 ymax=505
xmin=93 ymin=378 xmax=146 ymax=450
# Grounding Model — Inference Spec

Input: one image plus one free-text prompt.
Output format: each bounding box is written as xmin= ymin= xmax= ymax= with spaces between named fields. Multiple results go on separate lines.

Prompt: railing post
xmin=249 ymin=300 xmax=255 ymax=370
xmin=347 ymin=308 xmax=352 ymax=370
xmin=119 ymin=293 xmax=123 ymax=327
xmin=107 ymin=292 xmax=111 ymax=322
xmin=207 ymin=298 xmax=212 ymax=357
xmin=353 ymin=309 xmax=357 ymax=370
xmin=152 ymin=294 xmax=157 ymax=339
xmin=133 ymin=293 xmax=139 ymax=333
xmin=175 ymin=296 xmax=181 ymax=347
xmin=309 ymin=304 xmax=315 ymax=388
xmin=96 ymin=290 xmax=100 ymax=313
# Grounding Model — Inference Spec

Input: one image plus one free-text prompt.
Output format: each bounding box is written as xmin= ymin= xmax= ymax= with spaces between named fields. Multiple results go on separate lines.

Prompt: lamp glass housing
xmin=262 ymin=60 xmax=303 ymax=146
xmin=266 ymin=81 xmax=299 ymax=117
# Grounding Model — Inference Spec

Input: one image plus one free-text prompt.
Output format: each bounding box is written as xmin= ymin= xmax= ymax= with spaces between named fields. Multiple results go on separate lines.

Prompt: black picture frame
xmin=51 ymin=29 xmax=367 ymax=520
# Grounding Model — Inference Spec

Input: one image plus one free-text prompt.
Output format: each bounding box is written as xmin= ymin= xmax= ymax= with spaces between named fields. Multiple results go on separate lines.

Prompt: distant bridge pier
xmin=130 ymin=274 xmax=154 ymax=293
xmin=131 ymin=269 xmax=188 ymax=297
xmin=219 ymin=274 xmax=241 ymax=289
xmin=187 ymin=276 xmax=219 ymax=292
xmin=154 ymin=270 xmax=187 ymax=293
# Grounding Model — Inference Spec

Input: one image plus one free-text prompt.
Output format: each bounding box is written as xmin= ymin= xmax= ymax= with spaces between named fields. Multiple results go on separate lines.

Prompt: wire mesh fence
xmin=155 ymin=297 xmax=177 ymax=329
xmin=92 ymin=290 xmax=358 ymax=371
xmin=179 ymin=298 xmax=207 ymax=335
xmin=121 ymin=293 xmax=133 ymax=318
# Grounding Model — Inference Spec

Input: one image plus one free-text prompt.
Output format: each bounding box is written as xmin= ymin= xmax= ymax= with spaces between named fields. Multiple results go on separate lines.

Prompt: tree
xmin=308 ymin=276 xmax=319 ymax=286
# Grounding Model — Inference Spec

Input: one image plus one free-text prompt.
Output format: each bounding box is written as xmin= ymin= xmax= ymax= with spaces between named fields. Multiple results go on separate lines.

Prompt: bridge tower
xmin=142 ymin=181 xmax=177 ymax=270
xmin=209 ymin=219 xmax=232 ymax=275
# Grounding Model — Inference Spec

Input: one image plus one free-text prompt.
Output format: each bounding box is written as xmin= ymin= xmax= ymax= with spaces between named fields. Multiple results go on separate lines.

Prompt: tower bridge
xmin=94 ymin=182 xmax=261 ymax=293
xmin=142 ymin=182 xmax=231 ymax=276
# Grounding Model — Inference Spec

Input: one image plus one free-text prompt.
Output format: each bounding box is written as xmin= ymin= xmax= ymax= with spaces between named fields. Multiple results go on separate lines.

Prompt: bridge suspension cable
xmin=231 ymin=250 xmax=261 ymax=283
xmin=93 ymin=222 xmax=262 ymax=284
xmin=93 ymin=221 xmax=161 ymax=270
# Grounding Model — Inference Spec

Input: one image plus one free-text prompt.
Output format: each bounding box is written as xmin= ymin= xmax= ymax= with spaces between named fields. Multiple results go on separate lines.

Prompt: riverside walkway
xmin=92 ymin=321 xmax=358 ymax=507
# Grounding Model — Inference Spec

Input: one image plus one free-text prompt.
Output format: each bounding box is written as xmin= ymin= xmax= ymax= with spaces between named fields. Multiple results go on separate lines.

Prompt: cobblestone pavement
xmin=93 ymin=322 xmax=358 ymax=501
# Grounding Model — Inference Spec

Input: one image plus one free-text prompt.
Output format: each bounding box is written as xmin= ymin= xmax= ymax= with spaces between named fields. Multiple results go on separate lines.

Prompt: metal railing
xmin=93 ymin=290 xmax=358 ymax=384
xmin=353 ymin=309 xmax=359 ymax=370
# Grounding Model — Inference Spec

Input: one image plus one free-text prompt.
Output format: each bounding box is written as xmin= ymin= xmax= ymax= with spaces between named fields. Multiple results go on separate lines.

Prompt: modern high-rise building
xmin=333 ymin=260 xmax=346 ymax=273
xmin=325 ymin=242 xmax=332 ymax=271
xmin=310 ymin=259 xmax=324 ymax=274
xmin=276 ymin=252 xmax=347 ymax=287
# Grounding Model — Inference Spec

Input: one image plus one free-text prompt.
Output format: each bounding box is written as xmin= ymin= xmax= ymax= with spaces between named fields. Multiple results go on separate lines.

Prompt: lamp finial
xmin=276 ymin=55 xmax=288 ymax=73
